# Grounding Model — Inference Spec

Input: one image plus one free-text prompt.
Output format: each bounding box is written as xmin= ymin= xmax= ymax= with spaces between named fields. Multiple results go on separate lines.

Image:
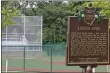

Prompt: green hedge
xmin=42 ymin=43 xmax=66 ymax=56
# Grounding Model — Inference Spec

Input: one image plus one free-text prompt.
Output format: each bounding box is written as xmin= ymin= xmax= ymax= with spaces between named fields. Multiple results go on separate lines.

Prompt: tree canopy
xmin=1 ymin=1 xmax=110 ymax=43
xmin=83 ymin=0 xmax=110 ymax=18
xmin=1 ymin=1 xmax=20 ymax=29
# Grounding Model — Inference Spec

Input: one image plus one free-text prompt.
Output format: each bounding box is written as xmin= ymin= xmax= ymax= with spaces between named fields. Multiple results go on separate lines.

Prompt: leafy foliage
xmin=2 ymin=1 xmax=110 ymax=43
xmin=23 ymin=1 xmax=88 ymax=43
xmin=34 ymin=1 xmax=80 ymax=43
xmin=83 ymin=0 xmax=110 ymax=18
xmin=1 ymin=1 xmax=21 ymax=29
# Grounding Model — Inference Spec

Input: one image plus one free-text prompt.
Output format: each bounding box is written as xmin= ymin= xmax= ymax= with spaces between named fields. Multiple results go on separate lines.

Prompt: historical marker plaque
xmin=66 ymin=8 xmax=109 ymax=66
xmin=66 ymin=16 xmax=109 ymax=66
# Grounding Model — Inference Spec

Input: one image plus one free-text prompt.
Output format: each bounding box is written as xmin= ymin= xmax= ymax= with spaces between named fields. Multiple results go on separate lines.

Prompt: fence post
xmin=6 ymin=57 xmax=8 ymax=73
xmin=24 ymin=46 xmax=25 ymax=72
xmin=92 ymin=68 xmax=95 ymax=73
xmin=107 ymin=65 xmax=109 ymax=72
xmin=50 ymin=48 xmax=52 ymax=72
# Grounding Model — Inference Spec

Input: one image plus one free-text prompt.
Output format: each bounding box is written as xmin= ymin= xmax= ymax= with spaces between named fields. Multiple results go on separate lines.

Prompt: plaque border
xmin=66 ymin=16 xmax=110 ymax=65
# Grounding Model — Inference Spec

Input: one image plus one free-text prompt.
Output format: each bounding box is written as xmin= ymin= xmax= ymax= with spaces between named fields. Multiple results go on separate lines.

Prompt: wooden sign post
xmin=66 ymin=4 xmax=109 ymax=73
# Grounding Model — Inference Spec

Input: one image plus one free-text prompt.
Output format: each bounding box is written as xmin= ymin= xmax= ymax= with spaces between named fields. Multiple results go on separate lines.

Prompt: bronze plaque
xmin=66 ymin=16 xmax=109 ymax=65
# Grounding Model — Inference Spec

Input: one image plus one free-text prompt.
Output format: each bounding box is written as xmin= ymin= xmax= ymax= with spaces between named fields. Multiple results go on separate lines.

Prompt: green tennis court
xmin=2 ymin=56 xmax=110 ymax=72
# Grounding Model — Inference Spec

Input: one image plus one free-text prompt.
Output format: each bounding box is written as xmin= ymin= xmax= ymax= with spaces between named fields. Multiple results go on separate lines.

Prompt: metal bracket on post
xmin=80 ymin=65 xmax=97 ymax=73
xmin=86 ymin=65 xmax=92 ymax=73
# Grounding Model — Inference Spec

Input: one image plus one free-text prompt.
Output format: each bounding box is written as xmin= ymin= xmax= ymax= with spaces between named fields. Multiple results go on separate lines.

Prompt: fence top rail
xmin=2 ymin=45 xmax=67 ymax=47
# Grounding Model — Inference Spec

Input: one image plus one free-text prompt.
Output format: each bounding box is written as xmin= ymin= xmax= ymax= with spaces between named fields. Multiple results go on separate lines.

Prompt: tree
xmin=6 ymin=1 xmax=85 ymax=43
xmin=3 ymin=1 xmax=109 ymax=44
xmin=23 ymin=1 xmax=85 ymax=43
xmin=83 ymin=0 xmax=110 ymax=18
xmin=34 ymin=1 xmax=75 ymax=43
xmin=1 ymin=1 xmax=21 ymax=29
